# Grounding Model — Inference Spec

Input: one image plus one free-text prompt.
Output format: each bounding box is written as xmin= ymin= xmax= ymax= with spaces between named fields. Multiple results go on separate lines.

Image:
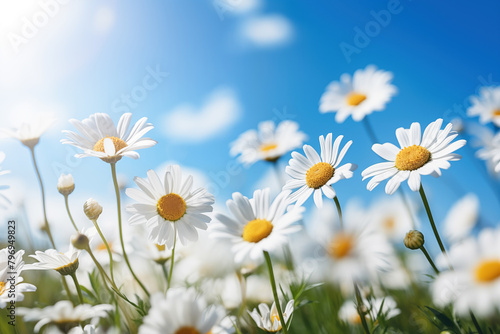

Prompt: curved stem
xmin=70 ymin=273 xmax=84 ymax=304
xmin=91 ymin=219 xmax=115 ymax=283
xmin=110 ymin=163 xmax=150 ymax=297
xmin=418 ymin=185 xmax=452 ymax=270
xmin=167 ymin=228 xmax=177 ymax=290
xmin=270 ymin=160 xmax=285 ymax=187
xmin=61 ymin=276 xmax=76 ymax=306
xmin=30 ymin=147 xmax=55 ymax=248
xmin=354 ymin=283 xmax=371 ymax=334
xmin=64 ymin=195 xmax=79 ymax=232
xmin=419 ymin=246 xmax=439 ymax=275
xmin=263 ymin=251 xmax=289 ymax=334
xmin=362 ymin=117 xmax=379 ymax=144
xmin=333 ymin=196 xmax=344 ymax=229
xmin=236 ymin=271 xmax=247 ymax=324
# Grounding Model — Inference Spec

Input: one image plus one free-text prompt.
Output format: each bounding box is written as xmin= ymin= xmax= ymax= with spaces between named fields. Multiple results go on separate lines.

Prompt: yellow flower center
xmin=395 ymin=145 xmax=431 ymax=171
xmin=157 ymin=193 xmax=187 ymax=221
xmin=242 ymin=219 xmax=273 ymax=243
xmin=493 ymin=109 xmax=500 ymax=117
xmin=96 ymin=242 xmax=111 ymax=252
xmin=328 ymin=233 xmax=354 ymax=259
xmin=155 ymin=244 xmax=166 ymax=252
xmin=174 ymin=327 xmax=201 ymax=334
xmin=475 ymin=259 xmax=500 ymax=283
xmin=261 ymin=143 xmax=278 ymax=152
xmin=346 ymin=92 xmax=367 ymax=106
xmin=0 ymin=281 xmax=6 ymax=295
xmin=306 ymin=162 xmax=334 ymax=189
xmin=383 ymin=217 xmax=396 ymax=231
xmin=93 ymin=136 xmax=128 ymax=153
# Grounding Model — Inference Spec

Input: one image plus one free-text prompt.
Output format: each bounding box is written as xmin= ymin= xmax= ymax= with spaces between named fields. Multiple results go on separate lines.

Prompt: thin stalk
xmin=470 ymin=311 xmax=484 ymax=334
xmin=418 ymin=185 xmax=452 ymax=269
xmin=70 ymin=273 xmax=84 ymax=304
xmin=263 ymin=251 xmax=289 ymax=334
xmin=236 ymin=271 xmax=247 ymax=322
xmin=91 ymin=219 xmax=115 ymax=282
xmin=167 ymin=229 xmax=177 ymax=290
xmin=333 ymin=196 xmax=344 ymax=229
xmin=354 ymin=283 xmax=371 ymax=334
xmin=362 ymin=117 xmax=379 ymax=144
xmin=419 ymin=246 xmax=439 ymax=275
xmin=270 ymin=160 xmax=285 ymax=187
xmin=29 ymin=147 xmax=56 ymax=248
xmin=110 ymin=163 xmax=150 ymax=297
xmin=64 ymin=195 xmax=79 ymax=232
xmin=61 ymin=276 xmax=76 ymax=306
xmin=161 ymin=264 xmax=169 ymax=291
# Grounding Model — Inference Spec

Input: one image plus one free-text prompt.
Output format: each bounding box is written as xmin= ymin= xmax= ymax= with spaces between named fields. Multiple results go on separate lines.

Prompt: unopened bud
xmin=71 ymin=233 xmax=89 ymax=250
xmin=84 ymin=198 xmax=103 ymax=220
xmin=57 ymin=173 xmax=75 ymax=196
xmin=404 ymin=230 xmax=425 ymax=250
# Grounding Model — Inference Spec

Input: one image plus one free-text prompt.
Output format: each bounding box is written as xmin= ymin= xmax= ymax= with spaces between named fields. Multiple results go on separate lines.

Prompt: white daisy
xmin=368 ymin=197 xmax=416 ymax=243
xmin=443 ymin=193 xmax=479 ymax=244
xmin=319 ymin=65 xmax=397 ymax=123
xmin=61 ymin=113 xmax=156 ymax=163
xmin=18 ymin=300 xmax=113 ymax=333
xmin=139 ymin=287 xmax=225 ymax=334
xmin=338 ymin=297 xmax=400 ymax=325
xmin=248 ymin=299 xmax=294 ymax=333
xmin=126 ymin=165 xmax=215 ymax=248
xmin=0 ymin=248 xmax=36 ymax=308
xmin=26 ymin=243 xmax=82 ymax=276
xmin=2 ymin=115 xmax=56 ymax=148
xmin=432 ymin=227 xmax=500 ymax=317
xmin=230 ymin=120 xmax=307 ymax=165
xmin=362 ymin=118 xmax=466 ymax=195
xmin=467 ymin=86 xmax=500 ymax=126
xmin=210 ymin=188 xmax=303 ymax=264
xmin=283 ymin=133 xmax=357 ymax=208
xmin=476 ymin=130 xmax=500 ymax=174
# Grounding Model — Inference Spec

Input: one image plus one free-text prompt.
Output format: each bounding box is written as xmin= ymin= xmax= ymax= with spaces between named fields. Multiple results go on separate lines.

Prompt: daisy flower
xmin=368 ymin=197 xmax=416 ymax=242
xmin=126 ymin=165 xmax=215 ymax=248
xmin=443 ymin=194 xmax=479 ymax=244
xmin=25 ymin=239 xmax=84 ymax=276
xmin=362 ymin=118 xmax=466 ymax=195
xmin=18 ymin=300 xmax=112 ymax=333
xmin=0 ymin=248 xmax=36 ymax=308
xmin=139 ymin=287 xmax=225 ymax=334
xmin=476 ymin=130 xmax=500 ymax=174
xmin=319 ymin=65 xmax=397 ymax=123
xmin=467 ymin=86 xmax=500 ymax=126
xmin=283 ymin=133 xmax=357 ymax=208
xmin=210 ymin=188 xmax=303 ymax=264
xmin=248 ymin=299 xmax=294 ymax=333
xmin=2 ymin=116 xmax=56 ymax=149
xmin=338 ymin=297 xmax=400 ymax=325
xmin=230 ymin=120 xmax=307 ymax=165
xmin=61 ymin=113 xmax=156 ymax=163
xmin=432 ymin=227 xmax=500 ymax=317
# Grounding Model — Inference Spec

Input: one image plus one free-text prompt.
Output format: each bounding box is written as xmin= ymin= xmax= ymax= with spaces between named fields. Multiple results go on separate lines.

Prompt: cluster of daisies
xmin=0 ymin=65 xmax=499 ymax=333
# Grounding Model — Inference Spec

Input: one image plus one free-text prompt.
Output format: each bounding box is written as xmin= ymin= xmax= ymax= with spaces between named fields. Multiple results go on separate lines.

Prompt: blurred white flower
xmin=338 ymin=296 xmax=400 ymax=325
xmin=139 ymin=287 xmax=225 ymax=334
xmin=362 ymin=119 xmax=466 ymax=195
xmin=368 ymin=196 xmax=415 ymax=242
xmin=2 ymin=116 xmax=56 ymax=148
xmin=0 ymin=248 xmax=36 ymax=308
xmin=211 ymin=189 xmax=302 ymax=264
xmin=62 ymin=113 xmax=156 ymax=163
xmin=26 ymin=246 xmax=81 ymax=276
xmin=443 ymin=193 xmax=479 ymax=243
xmin=467 ymin=86 xmax=500 ymax=126
xmin=284 ymin=133 xmax=357 ymax=208
xmin=126 ymin=166 xmax=215 ymax=248
xmin=476 ymin=130 xmax=500 ymax=174
xmin=248 ymin=299 xmax=294 ymax=332
xmin=230 ymin=120 xmax=307 ymax=166
xmin=319 ymin=65 xmax=397 ymax=123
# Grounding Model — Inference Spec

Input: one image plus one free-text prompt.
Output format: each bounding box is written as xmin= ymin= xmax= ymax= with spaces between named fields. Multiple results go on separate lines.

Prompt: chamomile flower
xmin=283 ymin=133 xmax=357 ymax=208
xmin=476 ymin=130 xmax=500 ymax=173
xmin=210 ymin=188 xmax=303 ymax=264
xmin=467 ymin=86 xmax=500 ymax=126
xmin=362 ymin=119 xmax=466 ymax=195
xmin=319 ymin=65 xmax=397 ymax=123
xmin=0 ymin=248 xmax=36 ymax=308
xmin=230 ymin=120 xmax=307 ymax=165
xmin=368 ymin=197 xmax=416 ymax=242
xmin=61 ymin=113 xmax=156 ymax=163
xmin=443 ymin=194 xmax=479 ymax=244
xmin=338 ymin=297 xmax=400 ymax=325
xmin=19 ymin=301 xmax=112 ymax=333
xmin=126 ymin=166 xmax=215 ymax=248
xmin=139 ymin=287 xmax=225 ymax=334
xmin=2 ymin=116 xmax=56 ymax=149
xmin=248 ymin=299 xmax=294 ymax=333
xmin=432 ymin=227 xmax=500 ymax=317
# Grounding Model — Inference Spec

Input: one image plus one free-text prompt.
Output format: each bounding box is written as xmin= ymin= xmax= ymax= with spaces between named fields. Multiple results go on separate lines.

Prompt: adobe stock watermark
xmin=7 ymin=0 xmax=74 ymax=55
xmin=212 ymin=0 xmax=245 ymax=21
xmin=339 ymin=0 xmax=407 ymax=64
xmin=111 ymin=65 xmax=169 ymax=114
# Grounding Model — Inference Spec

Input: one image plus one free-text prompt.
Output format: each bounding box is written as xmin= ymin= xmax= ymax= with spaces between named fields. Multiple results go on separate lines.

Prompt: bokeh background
xmin=1 ymin=0 xmax=499 ymax=254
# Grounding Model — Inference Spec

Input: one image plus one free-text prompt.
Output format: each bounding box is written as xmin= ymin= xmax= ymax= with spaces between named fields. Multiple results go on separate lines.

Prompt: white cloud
xmin=162 ymin=87 xmax=242 ymax=143
xmin=241 ymin=15 xmax=293 ymax=47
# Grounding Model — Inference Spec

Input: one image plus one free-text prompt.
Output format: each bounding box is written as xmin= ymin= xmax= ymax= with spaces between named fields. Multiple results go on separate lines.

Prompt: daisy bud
xmin=57 ymin=173 xmax=75 ymax=196
xmin=404 ymin=230 xmax=425 ymax=250
xmin=71 ymin=233 xmax=90 ymax=250
xmin=84 ymin=198 xmax=103 ymax=220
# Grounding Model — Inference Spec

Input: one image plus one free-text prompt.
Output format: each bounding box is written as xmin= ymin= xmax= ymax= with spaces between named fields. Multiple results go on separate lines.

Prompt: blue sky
xmin=1 ymin=0 xmax=499 ymax=251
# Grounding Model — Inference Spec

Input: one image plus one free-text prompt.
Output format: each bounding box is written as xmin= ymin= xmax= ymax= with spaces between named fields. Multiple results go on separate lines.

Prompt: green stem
xmin=161 ymin=264 xmax=169 ymax=290
xmin=61 ymin=276 xmax=76 ymax=306
xmin=110 ymin=163 xmax=150 ymax=297
xmin=91 ymin=219 xmax=115 ymax=282
xmin=70 ymin=273 xmax=84 ymax=304
xmin=333 ymin=196 xmax=344 ymax=229
xmin=419 ymin=246 xmax=439 ymax=275
xmin=470 ymin=311 xmax=484 ymax=334
xmin=64 ymin=195 xmax=79 ymax=232
xmin=354 ymin=283 xmax=371 ymax=334
xmin=418 ymin=185 xmax=452 ymax=270
xmin=30 ymin=147 xmax=56 ymax=248
xmin=236 ymin=271 xmax=247 ymax=324
xmin=263 ymin=251 xmax=289 ymax=334
xmin=167 ymin=229 xmax=177 ymax=290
